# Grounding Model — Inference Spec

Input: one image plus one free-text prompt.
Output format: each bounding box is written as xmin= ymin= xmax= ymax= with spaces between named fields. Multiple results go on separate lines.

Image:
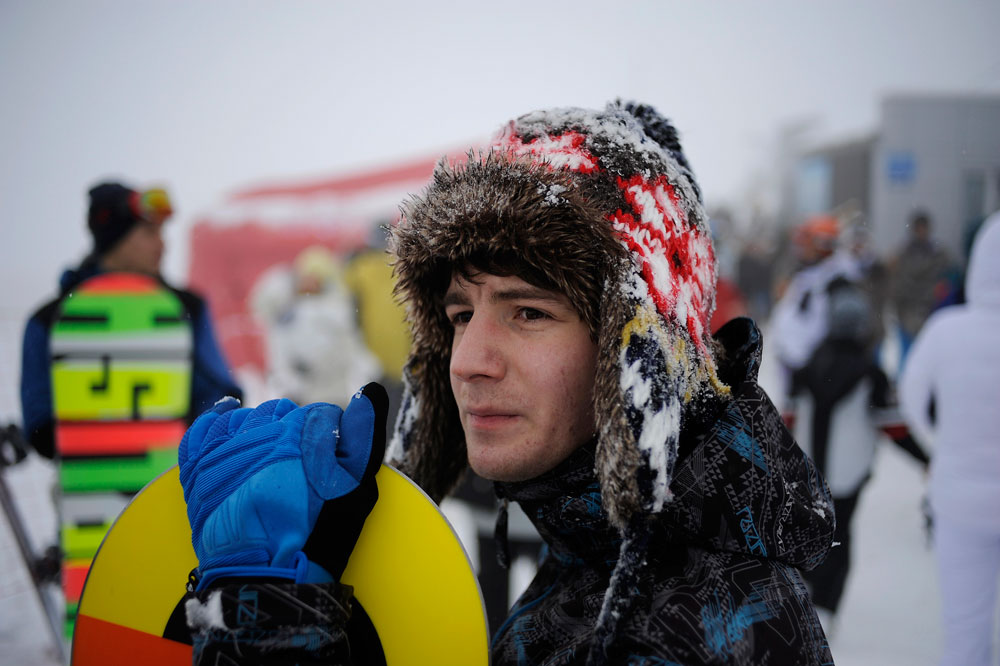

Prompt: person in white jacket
xmin=250 ymin=245 xmax=382 ymax=406
xmin=771 ymin=215 xmax=862 ymax=404
xmin=899 ymin=210 xmax=1000 ymax=666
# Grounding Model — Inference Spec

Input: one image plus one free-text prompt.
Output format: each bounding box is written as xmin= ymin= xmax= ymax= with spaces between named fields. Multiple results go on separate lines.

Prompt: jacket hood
xmin=388 ymin=102 xmax=730 ymax=532
xmin=666 ymin=318 xmax=833 ymax=568
xmin=966 ymin=212 xmax=1000 ymax=308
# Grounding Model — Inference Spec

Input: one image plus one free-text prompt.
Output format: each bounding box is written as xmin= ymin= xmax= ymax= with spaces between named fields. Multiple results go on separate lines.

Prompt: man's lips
xmin=465 ymin=409 xmax=521 ymax=430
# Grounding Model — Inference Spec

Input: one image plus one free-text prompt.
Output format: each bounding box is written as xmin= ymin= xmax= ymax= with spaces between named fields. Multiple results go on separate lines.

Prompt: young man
xmin=180 ymin=103 xmax=835 ymax=665
xmin=20 ymin=181 xmax=242 ymax=457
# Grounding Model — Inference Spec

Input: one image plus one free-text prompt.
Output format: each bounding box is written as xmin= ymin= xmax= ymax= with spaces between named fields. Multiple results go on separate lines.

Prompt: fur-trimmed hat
xmin=389 ymin=101 xmax=729 ymax=532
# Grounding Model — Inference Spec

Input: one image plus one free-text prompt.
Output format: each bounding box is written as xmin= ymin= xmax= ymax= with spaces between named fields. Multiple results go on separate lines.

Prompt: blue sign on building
xmin=794 ymin=156 xmax=832 ymax=216
xmin=887 ymin=151 xmax=916 ymax=184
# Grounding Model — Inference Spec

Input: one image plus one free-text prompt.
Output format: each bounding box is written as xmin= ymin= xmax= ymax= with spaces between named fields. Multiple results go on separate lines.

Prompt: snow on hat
xmin=87 ymin=181 xmax=173 ymax=256
xmin=388 ymin=101 xmax=729 ymax=531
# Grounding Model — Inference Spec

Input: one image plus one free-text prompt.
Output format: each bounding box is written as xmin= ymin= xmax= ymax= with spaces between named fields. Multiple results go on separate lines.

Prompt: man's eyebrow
xmin=441 ymin=286 xmax=567 ymax=307
xmin=442 ymin=291 xmax=470 ymax=307
xmin=490 ymin=287 xmax=565 ymax=304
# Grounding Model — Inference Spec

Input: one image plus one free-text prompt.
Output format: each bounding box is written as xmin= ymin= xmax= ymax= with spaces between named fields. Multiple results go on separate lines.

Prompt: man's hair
xmin=430 ymin=250 xmax=597 ymax=339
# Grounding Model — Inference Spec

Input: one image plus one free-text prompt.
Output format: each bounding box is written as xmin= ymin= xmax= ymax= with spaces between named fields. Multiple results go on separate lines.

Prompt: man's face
xmin=101 ymin=220 xmax=164 ymax=276
xmin=444 ymin=271 xmax=598 ymax=482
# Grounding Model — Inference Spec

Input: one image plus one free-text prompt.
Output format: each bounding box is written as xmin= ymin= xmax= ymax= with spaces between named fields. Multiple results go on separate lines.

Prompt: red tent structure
xmin=187 ymin=153 xmax=443 ymax=377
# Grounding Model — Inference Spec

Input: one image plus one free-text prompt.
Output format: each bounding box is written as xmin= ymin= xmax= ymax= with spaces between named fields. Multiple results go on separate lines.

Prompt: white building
xmin=789 ymin=93 xmax=1000 ymax=263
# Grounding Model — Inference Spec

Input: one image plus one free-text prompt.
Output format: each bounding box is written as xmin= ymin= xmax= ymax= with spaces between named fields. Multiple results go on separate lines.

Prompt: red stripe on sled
xmin=63 ymin=561 xmax=90 ymax=603
xmin=74 ymin=273 xmax=161 ymax=294
xmin=73 ymin=614 xmax=192 ymax=665
xmin=57 ymin=421 xmax=186 ymax=455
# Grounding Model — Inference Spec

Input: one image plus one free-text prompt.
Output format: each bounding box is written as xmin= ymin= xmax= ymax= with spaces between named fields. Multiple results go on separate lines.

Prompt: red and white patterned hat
xmin=390 ymin=101 xmax=729 ymax=530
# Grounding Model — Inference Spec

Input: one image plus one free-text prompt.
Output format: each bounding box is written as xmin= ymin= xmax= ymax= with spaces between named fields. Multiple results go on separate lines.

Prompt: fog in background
xmin=3 ymin=4 xmax=1000 ymax=664
xmin=1 ymin=0 xmax=998 ymax=414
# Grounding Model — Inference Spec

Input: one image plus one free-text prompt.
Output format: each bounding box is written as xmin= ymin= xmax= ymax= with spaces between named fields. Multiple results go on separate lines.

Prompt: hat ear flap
xmin=389 ymin=353 xmax=467 ymax=502
xmin=596 ymin=291 xmax=687 ymax=530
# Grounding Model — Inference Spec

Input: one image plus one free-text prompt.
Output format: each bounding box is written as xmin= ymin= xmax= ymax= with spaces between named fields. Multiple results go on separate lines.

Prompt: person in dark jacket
xmin=889 ymin=211 xmax=954 ymax=363
xmin=790 ymin=279 xmax=929 ymax=627
xmin=179 ymin=103 xmax=835 ymax=665
xmin=20 ymin=181 xmax=242 ymax=458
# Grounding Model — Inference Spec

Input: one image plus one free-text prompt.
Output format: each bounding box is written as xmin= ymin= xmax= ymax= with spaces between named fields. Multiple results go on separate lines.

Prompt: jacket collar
xmin=496 ymin=441 xmax=622 ymax=568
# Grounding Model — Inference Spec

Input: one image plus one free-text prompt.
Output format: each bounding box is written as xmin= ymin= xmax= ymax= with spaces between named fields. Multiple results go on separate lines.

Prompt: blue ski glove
xmin=178 ymin=383 xmax=388 ymax=590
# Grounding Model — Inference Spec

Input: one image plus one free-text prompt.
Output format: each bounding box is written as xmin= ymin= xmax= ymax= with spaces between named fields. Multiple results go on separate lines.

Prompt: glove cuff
xmin=196 ymin=551 xmax=334 ymax=591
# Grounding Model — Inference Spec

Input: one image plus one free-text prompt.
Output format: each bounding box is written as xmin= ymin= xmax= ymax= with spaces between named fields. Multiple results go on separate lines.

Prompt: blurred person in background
xmin=889 ymin=211 xmax=954 ymax=364
xmin=251 ymin=245 xmax=381 ymax=406
xmin=842 ymin=223 xmax=889 ymax=348
xmin=899 ymin=211 xmax=1000 ymax=666
xmin=343 ymin=226 xmax=412 ymax=426
xmin=770 ymin=214 xmax=861 ymax=404
xmin=737 ymin=237 xmax=775 ymax=324
xmin=19 ymin=181 xmax=241 ymax=458
xmin=707 ymin=213 xmax=749 ymax=333
xmin=790 ymin=278 xmax=929 ymax=632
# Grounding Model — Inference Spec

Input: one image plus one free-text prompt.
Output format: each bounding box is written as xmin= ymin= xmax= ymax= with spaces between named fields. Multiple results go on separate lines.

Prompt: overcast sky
xmin=1 ymin=0 xmax=998 ymax=330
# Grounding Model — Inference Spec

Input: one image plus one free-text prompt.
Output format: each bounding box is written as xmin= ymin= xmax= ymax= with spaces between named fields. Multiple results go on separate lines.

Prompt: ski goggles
xmin=130 ymin=188 xmax=174 ymax=225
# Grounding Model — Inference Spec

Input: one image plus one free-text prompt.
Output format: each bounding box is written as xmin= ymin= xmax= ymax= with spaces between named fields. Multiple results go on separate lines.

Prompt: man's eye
xmin=518 ymin=307 xmax=549 ymax=321
xmin=449 ymin=310 xmax=472 ymax=326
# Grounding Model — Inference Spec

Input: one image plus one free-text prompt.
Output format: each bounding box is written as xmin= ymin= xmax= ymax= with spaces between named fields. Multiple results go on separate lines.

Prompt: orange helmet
xmin=793 ymin=214 xmax=840 ymax=258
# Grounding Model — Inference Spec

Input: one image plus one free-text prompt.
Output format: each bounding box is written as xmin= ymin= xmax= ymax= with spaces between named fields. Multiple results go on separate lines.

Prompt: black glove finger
xmin=356 ymin=382 xmax=389 ymax=479
xmin=303 ymin=383 xmax=389 ymax=580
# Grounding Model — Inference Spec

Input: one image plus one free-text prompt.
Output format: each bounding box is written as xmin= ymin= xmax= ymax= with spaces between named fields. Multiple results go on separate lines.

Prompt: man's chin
xmin=467 ymin=450 xmax=529 ymax=483
xmin=468 ymin=461 xmax=519 ymax=483
xmin=468 ymin=449 xmax=558 ymax=484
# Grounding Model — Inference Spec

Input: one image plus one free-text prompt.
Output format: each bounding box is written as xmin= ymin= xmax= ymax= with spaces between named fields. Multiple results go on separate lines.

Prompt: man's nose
xmin=450 ymin=314 xmax=505 ymax=382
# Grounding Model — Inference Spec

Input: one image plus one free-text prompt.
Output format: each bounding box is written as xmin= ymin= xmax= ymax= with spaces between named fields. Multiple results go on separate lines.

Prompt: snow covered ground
xmin=0 ymin=455 xmax=63 ymax=666
xmin=828 ymin=443 xmax=942 ymax=665
xmin=0 ymin=336 xmax=952 ymax=665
